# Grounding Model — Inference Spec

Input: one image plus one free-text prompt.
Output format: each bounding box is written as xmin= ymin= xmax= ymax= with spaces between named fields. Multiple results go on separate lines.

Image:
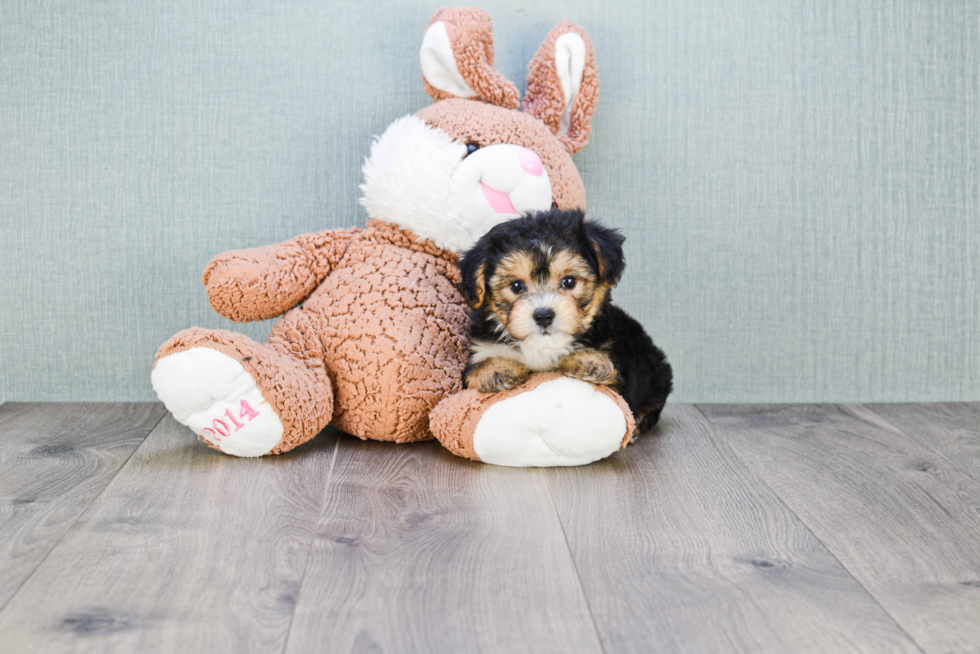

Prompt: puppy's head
xmin=459 ymin=208 xmax=625 ymax=341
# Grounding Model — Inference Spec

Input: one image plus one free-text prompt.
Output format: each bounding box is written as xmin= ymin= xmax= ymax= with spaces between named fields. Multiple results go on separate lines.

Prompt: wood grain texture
xmin=546 ymin=404 xmax=920 ymax=654
xmin=0 ymin=415 xmax=339 ymax=654
xmin=862 ymin=402 xmax=980 ymax=481
xmin=0 ymin=402 xmax=165 ymax=611
xmin=284 ymin=438 xmax=603 ymax=654
xmin=700 ymin=403 xmax=980 ymax=654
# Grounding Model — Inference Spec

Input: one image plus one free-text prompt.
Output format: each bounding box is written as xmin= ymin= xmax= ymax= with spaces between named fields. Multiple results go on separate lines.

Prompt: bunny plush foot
xmin=152 ymin=347 xmax=284 ymax=457
xmin=430 ymin=373 xmax=634 ymax=467
xmin=152 ymin=328 xmax=333 ymax=457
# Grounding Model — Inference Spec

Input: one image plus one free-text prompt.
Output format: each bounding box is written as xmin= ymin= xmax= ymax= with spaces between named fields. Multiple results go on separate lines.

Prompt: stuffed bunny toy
xmin=151 ymin=7 xmax=635 ymax=465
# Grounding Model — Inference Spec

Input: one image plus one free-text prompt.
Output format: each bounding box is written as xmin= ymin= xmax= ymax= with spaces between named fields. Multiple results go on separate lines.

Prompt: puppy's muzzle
xmin=533 ymin=308 xmax=556 ymax=328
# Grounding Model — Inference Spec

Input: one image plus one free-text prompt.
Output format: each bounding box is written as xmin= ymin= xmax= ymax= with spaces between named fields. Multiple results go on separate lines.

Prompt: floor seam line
xmin=280 ymin=435 xmax=342 ymax=654
xmin=543 ymin=470 xmax=608 ymax=654
xmin=0 ymin=405 xmax=167 ymax=616
xmin=693 ymin=403 xmax=927 ymax=654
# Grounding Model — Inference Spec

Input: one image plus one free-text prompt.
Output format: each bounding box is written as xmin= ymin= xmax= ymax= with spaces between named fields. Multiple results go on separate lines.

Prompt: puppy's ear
xmin=458 ymin=248 xmax=489 ymax=309
xmin=583 ymin=219 xmax=625 ymax=285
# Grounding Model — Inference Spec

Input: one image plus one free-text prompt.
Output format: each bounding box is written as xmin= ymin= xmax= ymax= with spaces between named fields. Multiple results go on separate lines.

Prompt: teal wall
xmin=1 ymin=0 xmax=977 ymax=403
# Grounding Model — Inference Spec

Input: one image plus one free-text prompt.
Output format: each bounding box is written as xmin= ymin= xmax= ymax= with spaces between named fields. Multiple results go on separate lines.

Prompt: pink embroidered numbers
xmin=202 ymin=399 xmax=261 ymax=442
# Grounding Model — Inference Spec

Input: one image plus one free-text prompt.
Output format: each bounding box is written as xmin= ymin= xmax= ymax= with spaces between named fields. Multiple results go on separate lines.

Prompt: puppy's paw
xmin=560 ymin=349 xmax=618 ymax=386
xmin=466 ymin=358 xmax=531 ymax=393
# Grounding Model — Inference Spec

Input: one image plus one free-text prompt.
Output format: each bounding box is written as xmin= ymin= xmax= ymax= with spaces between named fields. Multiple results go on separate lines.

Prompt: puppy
xmin=458 ymin=208 xmax=673 ymax=434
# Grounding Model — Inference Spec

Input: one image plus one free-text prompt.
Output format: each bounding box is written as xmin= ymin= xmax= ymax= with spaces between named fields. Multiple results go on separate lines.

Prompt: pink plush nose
xmin=518 ymin=148 xmax=543 ymax=176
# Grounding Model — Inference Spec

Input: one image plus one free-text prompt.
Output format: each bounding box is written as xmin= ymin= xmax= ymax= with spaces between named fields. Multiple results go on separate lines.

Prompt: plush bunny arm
xmin=201 ymin=227 xmax=357 ymax=322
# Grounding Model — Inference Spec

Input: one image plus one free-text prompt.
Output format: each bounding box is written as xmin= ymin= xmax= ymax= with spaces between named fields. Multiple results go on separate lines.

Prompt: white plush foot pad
xmin=471 ymin=377 xmax=627 ymax=467
xmin=151 ymin=347 xmax=284 ymax=457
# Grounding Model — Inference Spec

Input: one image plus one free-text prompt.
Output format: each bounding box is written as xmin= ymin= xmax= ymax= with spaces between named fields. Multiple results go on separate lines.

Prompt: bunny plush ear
xmin=420 ymin=7 xmax=520 ymax=109
xmin=523 ymin=22 xmax=599 ymax=154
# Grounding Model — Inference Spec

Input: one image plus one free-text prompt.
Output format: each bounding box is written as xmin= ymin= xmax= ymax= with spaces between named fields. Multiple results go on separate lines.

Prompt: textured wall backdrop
xmin=1 ymin=0 xmax=978 ymax=404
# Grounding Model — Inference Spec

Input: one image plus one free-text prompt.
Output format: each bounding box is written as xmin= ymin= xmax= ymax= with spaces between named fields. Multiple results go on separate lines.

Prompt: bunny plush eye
xmin=465 ymin=143 xmax=481 ymax=157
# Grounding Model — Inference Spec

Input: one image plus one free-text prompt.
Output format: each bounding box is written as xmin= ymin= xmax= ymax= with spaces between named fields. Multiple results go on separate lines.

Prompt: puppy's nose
xmin=533 ymin=308 xmax=555 ymax=328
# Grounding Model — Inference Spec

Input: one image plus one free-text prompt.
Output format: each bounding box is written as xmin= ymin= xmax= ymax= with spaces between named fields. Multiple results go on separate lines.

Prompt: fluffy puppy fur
xmin=458 ymin=208 xmax=673 ymax=434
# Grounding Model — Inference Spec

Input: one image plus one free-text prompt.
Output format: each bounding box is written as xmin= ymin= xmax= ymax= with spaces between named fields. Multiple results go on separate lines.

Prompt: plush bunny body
xmin=152 ymin=8 xmax=636 ymax=465
xmin=154 ymin=222 xmax=466 ymax=455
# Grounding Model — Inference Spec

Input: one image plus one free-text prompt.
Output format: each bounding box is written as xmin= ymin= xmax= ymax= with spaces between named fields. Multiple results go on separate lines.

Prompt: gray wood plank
xmin=0 ymin=402 xmax=165 ymax=610
xmin=0 ymin=415 xmax=339 ymax=654
xmin=862 ymin=402 xmax=980 ymax=482
xmin=546 ymin=405 xmax=922 ymax=654
xmin=700 ymin=403 xmax=980 ymax=654
xmin=284 ymin=438 xmax=604 ymax=654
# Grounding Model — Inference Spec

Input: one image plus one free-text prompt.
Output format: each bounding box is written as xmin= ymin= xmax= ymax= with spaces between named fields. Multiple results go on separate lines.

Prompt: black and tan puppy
xmin=459 ymin=208 xmax=673 ymax=434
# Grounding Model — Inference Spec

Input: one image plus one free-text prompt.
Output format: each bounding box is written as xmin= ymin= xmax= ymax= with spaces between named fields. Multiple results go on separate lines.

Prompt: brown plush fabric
xmin=203 ymin=227 xmax=358 ymax=322
xmin=523 ymin=22 xmax=600 ymax=155
xmin=159 ymin=220 xmax=468 ymax=451
xmin=429 ymin=372 xmax=636 ymax=461
xmin=155 ymin=327 xmax=334 ymax=455
xmin=416 ymin=99 xmax=587 ymax=211
xmin=304 ymin=221 xmax=468 ymax=443
xmin=423 ymin=7 xmax=520 ymax=109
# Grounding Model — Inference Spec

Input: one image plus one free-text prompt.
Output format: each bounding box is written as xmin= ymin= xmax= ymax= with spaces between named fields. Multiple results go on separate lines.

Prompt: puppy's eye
xmin=509 ymin=280 xmax=526 ymax=294
xmin=465 ymin=143 xmax=481 ymax=158
xmin=560 ymin=276 xmax=577 ymax=290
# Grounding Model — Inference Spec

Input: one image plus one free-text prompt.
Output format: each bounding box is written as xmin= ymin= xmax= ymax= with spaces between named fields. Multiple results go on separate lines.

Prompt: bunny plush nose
xmin=450 ymin=143 xmax=553 ymax=224
xmin=518 ymin=148 xmax=543 ymax=176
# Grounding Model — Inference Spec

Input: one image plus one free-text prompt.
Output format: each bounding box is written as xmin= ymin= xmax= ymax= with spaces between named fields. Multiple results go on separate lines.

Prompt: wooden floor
xmin=0 ymin=403 xmax=978 ymax=653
